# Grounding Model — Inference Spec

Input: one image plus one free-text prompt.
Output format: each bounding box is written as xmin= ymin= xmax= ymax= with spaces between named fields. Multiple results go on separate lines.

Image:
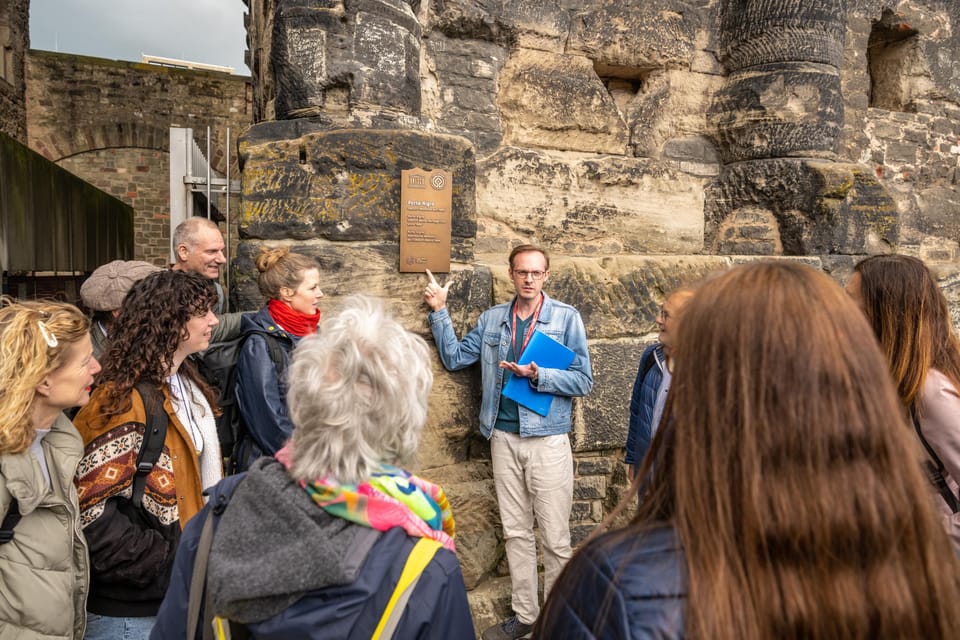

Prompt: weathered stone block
xmin=498 ymin=49 xmax=627 ymax=155
xmin=714 ymin=207 xmax=783 ymax=255
xmin=423 ymin=35 xmax=507 ymax=154
xmin=239 ymin=128 xmax=477 ymax=250
xmin=272 ymin=0 xmax=422 ymax=118
xmin=443 ymin=476 xmax=501 ymax=589
xmin=706 ymin=160 xmax=898 ymax=256
xmin=566 ymin=0 xmax=707 ymax=69
xmin=628 ymin=71 xmax=724 ymax=159
xmin=476 ymin=147 xmax=705 ymax=254
xmin=710 ymin=67 xmax=844 ymax=162
xmin=576 ymin=456 xmax=614 ymax=476
xmin=573 ymin=475 xmax=606 ymax=500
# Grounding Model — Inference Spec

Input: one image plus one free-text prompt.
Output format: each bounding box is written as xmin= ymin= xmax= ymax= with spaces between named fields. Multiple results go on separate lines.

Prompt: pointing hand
xmin=424 ymin=269 xmax=452 ymax=311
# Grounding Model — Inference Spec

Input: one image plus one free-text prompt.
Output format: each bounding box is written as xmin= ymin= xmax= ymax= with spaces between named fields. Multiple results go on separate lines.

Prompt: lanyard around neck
xmin=511 ymin=294 xmax=543 ymax=358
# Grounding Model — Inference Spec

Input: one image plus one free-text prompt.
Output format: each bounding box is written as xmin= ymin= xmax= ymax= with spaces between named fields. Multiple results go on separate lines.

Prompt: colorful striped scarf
xmin=275 ymin=445 xmax=456 ymax=551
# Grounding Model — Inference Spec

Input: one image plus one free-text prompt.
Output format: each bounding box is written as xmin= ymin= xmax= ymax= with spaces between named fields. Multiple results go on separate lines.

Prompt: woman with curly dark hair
xmin=72 ymin=270 xmax=221 ymax=640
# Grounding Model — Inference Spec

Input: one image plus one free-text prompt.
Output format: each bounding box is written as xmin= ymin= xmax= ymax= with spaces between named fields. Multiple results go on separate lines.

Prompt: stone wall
xmin=25 ymin=51 xmax=254 ymax=266
xmin=240 ymin=0 xmax=960 ymax=631
xmin=0 ymin=0 xmax=28 ymax=142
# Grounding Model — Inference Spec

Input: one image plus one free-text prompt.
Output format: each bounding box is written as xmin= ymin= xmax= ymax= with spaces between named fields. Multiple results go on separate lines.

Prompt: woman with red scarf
xmin=235 ymin=247 xmax=322 ymax=469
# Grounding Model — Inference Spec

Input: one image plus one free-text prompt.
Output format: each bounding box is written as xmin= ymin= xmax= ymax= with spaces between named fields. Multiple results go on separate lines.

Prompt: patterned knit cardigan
xmin=73 ymin=383 xmax=205 ymax=616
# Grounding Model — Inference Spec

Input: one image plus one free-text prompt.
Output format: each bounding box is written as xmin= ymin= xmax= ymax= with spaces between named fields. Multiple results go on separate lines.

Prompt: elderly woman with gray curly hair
xmin=151 ymin=294 xmax=474 ymax=639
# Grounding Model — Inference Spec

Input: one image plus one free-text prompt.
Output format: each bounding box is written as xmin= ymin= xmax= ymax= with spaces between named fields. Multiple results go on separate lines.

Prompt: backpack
xmin=185 ymin=477 xmax=441 ymax=640
xmin=194 ymin=330 xmax=287 ymax=475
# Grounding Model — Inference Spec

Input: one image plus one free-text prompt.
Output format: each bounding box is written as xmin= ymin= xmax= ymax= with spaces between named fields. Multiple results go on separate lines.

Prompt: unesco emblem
xmin=430 ymin=174 xmax=446 ymax=190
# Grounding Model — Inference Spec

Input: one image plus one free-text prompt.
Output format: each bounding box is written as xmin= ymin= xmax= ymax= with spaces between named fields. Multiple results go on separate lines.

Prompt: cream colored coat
xmin=0 ymin=413 xmax=89 ymax=639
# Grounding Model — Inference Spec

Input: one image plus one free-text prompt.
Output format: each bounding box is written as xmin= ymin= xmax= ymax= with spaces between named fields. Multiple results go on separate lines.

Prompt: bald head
xmin=172 ymin=217 xmax=226 ymax=279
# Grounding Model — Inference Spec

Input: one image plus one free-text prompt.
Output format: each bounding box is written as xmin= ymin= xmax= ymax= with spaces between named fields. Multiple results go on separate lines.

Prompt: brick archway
xmin=30 ymin=121 xmax=170 ymax=163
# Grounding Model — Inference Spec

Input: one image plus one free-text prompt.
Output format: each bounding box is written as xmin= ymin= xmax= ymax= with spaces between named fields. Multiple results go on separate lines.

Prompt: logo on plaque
xmin=400 ymin=168 xmax=452 ymax=273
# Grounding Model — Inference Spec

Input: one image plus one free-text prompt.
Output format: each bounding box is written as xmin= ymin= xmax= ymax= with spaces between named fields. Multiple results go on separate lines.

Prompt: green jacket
xmin=0 ymin=413 xmax=89 ymax=639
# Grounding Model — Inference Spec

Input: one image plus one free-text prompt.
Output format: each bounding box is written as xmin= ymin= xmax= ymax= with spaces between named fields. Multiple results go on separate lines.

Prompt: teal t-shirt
xmin=494 ymin=313 xmax=533 ymax=433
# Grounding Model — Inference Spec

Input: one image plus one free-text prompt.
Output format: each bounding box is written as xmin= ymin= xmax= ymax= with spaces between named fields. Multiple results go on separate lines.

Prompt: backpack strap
xmin=187 ymin=507 xmax=217 ymax=640
xmin=186 ymin=482 xmax=250 ymax=640
xmin=132 ymin=382 xmax=169 ymax=510
xmin=372 ymin=537 xmax=443 ymax=640
xmin=0 ymin=497 xmax=21 ymax=545
xmin=910 ymin=408 xmax=960 ymax=514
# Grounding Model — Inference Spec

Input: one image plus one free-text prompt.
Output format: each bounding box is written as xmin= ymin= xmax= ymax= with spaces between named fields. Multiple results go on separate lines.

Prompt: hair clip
xmin=37 ymin=321 xmax=58 ymax=348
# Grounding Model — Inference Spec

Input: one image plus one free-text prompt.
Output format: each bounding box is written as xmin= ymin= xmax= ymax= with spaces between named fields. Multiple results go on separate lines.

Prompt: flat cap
xmin=80 ymin=260 xmax=162 ymax=311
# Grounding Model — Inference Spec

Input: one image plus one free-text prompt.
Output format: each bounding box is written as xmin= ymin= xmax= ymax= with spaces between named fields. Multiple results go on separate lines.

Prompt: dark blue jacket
xmin=151 ymin=460 xmax=474 ymax=640
xmin=534 ymin=525 xmax=686 ymax=639
xmin=235 ymin=306 xmax=299 ymax=461
xmin=625 ymin=344 xmax=665 ymax=467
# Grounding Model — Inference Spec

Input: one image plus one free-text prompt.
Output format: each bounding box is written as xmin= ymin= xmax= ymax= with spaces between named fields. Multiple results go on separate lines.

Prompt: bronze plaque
xmin=400 ymin=168 xmax=453 ymax=273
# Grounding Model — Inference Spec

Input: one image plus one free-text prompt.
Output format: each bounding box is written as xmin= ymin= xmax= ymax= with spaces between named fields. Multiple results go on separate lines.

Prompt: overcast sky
xmin=29 ymin=0 xmax=249 ymax=75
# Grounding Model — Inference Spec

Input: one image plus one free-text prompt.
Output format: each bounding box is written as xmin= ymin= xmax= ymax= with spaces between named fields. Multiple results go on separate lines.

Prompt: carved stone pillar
xmin=707 ymin=0 xmax=897 ymax=255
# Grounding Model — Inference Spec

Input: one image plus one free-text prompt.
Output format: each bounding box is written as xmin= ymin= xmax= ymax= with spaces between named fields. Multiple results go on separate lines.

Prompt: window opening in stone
xmin=593 ymin=62 xmax=652 ymax=117
xmin=867 ymin=10 xmax=930 ymax=112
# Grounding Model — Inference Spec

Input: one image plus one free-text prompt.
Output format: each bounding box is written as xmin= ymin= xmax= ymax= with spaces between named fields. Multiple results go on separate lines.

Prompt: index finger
xmin=425 ymin=268 xmax=439 ymax=285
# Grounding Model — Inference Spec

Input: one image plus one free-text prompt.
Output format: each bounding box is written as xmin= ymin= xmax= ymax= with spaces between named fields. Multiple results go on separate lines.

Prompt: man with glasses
xmin=423 ymin=245 xmax=592 ymax=640
xmin=625 ymin=287 xmax=695 ymax=482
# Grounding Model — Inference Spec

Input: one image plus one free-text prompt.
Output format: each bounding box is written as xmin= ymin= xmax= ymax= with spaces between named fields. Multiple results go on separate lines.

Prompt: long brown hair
xmin=853 ymin=254 xmax=960 ymax=411
xmin=537 ymin=261 xmax=960 ymax=638
xmin=0 ymin=298 xmax=90 ymax=454
xmin=95 ymin=270 xmax=220 ymax=422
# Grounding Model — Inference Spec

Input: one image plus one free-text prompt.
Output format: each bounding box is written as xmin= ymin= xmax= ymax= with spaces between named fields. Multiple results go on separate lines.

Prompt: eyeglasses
xmin=512 ymin=270 xmax=546 ymax=281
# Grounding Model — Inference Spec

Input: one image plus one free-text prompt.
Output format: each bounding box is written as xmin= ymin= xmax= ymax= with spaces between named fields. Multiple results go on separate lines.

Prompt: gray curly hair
xmin=286 ymin=295 xmax=433 ymax=483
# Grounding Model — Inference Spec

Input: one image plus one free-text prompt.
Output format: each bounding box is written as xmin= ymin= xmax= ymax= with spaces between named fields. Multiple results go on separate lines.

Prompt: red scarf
xmin=268 ymin=298 xmax=320 ymax=337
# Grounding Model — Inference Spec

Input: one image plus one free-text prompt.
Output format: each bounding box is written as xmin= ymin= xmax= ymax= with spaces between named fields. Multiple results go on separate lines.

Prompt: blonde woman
xmin=0 ymin=298 xmax=101 ymax=638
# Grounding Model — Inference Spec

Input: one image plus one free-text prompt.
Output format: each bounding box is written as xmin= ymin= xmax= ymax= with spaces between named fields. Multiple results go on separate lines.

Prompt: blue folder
xmin=501 ymin=330 xmax=576 ymax=416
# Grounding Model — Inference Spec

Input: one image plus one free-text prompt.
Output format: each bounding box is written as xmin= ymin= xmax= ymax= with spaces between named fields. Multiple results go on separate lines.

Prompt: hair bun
xmin=255 ymin=246 xmax=291 ymax=273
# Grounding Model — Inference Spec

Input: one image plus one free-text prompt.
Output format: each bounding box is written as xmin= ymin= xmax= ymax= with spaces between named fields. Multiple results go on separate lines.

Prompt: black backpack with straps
xmin=194 ymin=329 xmax=287 ymax=475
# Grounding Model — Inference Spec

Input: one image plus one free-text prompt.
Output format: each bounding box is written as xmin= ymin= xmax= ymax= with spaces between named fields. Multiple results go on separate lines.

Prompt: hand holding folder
xmin=501 ymin=331 xmax=575 ymax=416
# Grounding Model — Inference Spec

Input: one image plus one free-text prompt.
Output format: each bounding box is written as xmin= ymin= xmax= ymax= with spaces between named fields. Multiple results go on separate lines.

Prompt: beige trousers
xmin=490 ymin=430 xmax=574 ymax=625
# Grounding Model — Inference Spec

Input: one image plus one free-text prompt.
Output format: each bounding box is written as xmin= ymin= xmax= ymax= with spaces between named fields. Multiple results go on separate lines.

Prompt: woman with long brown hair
xmin=847 ymin=254 xmax=960 ymax=549
xmin=73 ymin=270 xmax=221 ymax=639
xmin=0 ymin=299 xmax=100 ymax=639
xmin=535 ymin=261 xmax=960 ymax=639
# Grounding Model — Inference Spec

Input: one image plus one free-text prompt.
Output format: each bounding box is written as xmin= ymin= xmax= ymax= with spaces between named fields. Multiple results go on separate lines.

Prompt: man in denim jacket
xmin=424 ymin=245 xmax=593 ymax=640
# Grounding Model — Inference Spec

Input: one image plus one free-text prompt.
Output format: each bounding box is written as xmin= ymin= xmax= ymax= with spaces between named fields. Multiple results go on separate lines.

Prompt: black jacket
xmin=535 ymin=525 xmax=686 ymax=639
xmin=235 ymin=306 xmax=298 ymax=460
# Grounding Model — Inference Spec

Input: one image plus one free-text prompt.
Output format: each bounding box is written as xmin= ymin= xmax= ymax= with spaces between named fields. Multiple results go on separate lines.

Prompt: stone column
xmin=707 ymin=0 xmax=897 ymax=255
xmin=272 ymin=0 xmax=422 ymax=119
